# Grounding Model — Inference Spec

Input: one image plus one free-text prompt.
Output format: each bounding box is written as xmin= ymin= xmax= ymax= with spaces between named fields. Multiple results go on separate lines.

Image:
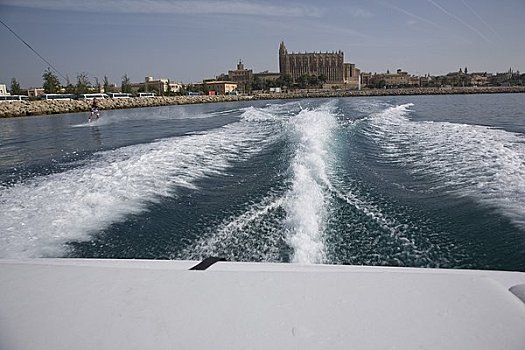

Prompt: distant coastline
xmin=1 ymin=86 xmax=524 ymax=119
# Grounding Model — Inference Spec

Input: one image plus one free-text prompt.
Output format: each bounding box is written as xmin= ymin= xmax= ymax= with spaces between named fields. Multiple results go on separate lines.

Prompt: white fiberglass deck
xmin=1 ymin=259 xmax=525 ymax=349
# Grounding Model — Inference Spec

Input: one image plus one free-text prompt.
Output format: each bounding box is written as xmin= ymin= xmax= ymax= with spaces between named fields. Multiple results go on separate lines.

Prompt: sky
xmin=1 ymin=0 xmax=524 ymax=88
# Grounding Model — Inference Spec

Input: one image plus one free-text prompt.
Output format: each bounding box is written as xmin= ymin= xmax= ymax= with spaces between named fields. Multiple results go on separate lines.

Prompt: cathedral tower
xmin=279 ymin=41 xmax=288 ymax=77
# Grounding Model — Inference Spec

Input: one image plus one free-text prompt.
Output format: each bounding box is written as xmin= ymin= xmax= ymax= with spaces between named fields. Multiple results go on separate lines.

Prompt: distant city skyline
xmin=1 ymin=0 xmax=524 ymax=88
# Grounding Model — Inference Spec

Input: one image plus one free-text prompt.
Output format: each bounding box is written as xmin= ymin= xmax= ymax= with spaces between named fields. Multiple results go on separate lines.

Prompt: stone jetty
xmin=1 ymin=86 xmax=524 ymax=118
xmin=0 ymin=95 xmax=254 ymax=118
xmin=254 ymin=85 xmax=525 ymax=100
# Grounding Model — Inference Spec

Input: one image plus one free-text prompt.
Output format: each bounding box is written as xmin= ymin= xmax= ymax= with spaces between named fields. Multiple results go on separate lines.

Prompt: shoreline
xmin=1 ymin=86 xmax=524 ymax=118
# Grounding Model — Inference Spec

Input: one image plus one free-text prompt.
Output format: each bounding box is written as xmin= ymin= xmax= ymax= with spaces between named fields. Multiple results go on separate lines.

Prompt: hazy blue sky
xmin=1 ymin=0 xmax=524 ymax=88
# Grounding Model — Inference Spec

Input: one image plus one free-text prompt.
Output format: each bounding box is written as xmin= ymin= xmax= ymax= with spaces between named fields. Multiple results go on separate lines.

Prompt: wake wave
xmin=182 ymin=194 xmax=287 ymax=262
xmin=0 ymin=107 xmax=278 ymax=258
xmin=182 ymin=101 xmax=339 ymax=264
xmin=366 ymin=103 xmax=525 ymax=229
xmin=283 ymin=102 xmax=338 ymax=264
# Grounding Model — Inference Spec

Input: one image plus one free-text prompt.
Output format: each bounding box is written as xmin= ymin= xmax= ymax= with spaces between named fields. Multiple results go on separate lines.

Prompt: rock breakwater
xmin=254 ymin=85 xmax=525 ymax=100
xmin=1 ymin=86 xmax=524 ymax=118
xmin=0 ymin=95 xmax=254 ymax=118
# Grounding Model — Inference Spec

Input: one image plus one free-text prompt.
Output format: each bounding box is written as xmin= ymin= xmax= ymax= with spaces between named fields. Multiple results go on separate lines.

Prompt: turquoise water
xmin=1 ymin=94 xmax=524 ymax=271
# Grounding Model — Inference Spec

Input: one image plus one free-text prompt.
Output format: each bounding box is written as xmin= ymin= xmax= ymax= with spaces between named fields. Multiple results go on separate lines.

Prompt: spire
xmin=279 ymin=41 xmax=287 ymax=54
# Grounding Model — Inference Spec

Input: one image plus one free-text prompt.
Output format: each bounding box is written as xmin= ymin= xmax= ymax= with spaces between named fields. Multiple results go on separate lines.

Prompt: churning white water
xmin=366 ymin=103 xmax=525 ymax=229
xmin=283 ymin=103 xmax=338 ymax=264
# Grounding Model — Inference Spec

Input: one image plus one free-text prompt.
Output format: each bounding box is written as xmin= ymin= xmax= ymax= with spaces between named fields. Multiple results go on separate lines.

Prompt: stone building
xmin=361 ymin=69 xmax=420 ymax=88
xmin=130 ymin=77 xmax=181 ymax=94
xmin=279 ymin=41 xmax=345 ymax=84
xmin=469 ymin=73 xmax=490 ymax=86
xmin=278 ymin=41 xmax=360 ymax=89
xmin=253 ymin=71 xmax=280 ymax=82
xmin=228 ymin=60 xmax=253 ymax=93
xmin=198 ymin=81 xmax=238 ymax=95
xmin=209 ymin=81 xmax=237 ymax=95
xmin=343 ymin=63 xmax=361 ymax=89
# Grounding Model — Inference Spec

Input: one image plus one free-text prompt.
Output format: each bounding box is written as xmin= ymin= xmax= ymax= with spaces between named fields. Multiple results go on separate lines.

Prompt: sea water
xmin=1 ymin=94 xmax=524 ymax=271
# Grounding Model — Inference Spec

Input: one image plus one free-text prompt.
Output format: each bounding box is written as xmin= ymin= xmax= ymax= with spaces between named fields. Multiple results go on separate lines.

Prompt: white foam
xmin=0 ymin=107 xmax=279 ymax=258
xmin=367 ymin=103 xmax=525 ymax=229
xmin=186 ymin=194 xmax=285 ymax=261
xmin=240 ymin=106 xmax=280 ymax=123
xmin=240 ymin=101 xmax=301 ymax=123
xmin=283 ymin=102 xmax=338 ymax=264
xmin=331 ymin=185 xmax=418 ymax=247
xmin=182 ymin=101 xmax=339 ymax=264
xmin=71 ymin=114 xmax=114 ymax=127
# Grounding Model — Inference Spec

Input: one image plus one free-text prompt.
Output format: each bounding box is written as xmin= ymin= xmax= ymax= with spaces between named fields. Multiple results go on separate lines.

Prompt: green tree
xmin=276 ymin=74 xmax=292 ymax=88
xmin=298 ymin=75 xmax=309 ymax=89
xmin=10 ymin=78 xmax=22 ymax=95
xmin=94 ymin=77 xmax=100 ymax=93
xmin=64 ymin=75 xmax=75 ymax=94
xmin=103 ymin=76 xmax=110 ymax=93
xmin=75 ymin=72 xmax=91 ymax=94
xmin=177 ymin=85 xmax=188 ymax=96
xmin=42 ymin=68 xmax=61 ymax=93
xmin=64 ymin=83 xmax=75 ymax=94
xmin=121 ymin=74 xmax=132 ymax=93
xmin=308 ymin=75 xmax=320 ymax=87
xmin=251 ymin=76 xmax=264 ymax=91
xmin=164 ymin=79 xmax=172 ymax=96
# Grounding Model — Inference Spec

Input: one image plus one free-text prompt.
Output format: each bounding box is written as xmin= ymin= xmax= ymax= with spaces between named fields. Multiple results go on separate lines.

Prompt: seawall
xmin=0 ymin=95 xmax=255 ymax=118
xmin=254 ymin=86 xmax=525 ymax=100
xmin=1 ymin=86 xmax=524 ymax=118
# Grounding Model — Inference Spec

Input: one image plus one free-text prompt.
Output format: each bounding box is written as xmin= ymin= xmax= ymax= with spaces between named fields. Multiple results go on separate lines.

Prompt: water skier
xmin=89 ymin=98 xmax=100 ymax=122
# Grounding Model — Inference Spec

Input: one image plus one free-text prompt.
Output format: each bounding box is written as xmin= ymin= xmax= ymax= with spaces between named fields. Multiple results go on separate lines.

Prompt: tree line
xmin=9 ymin=70 xmax=331 ymax=97
xmin=8 ymin=69 xmax=136 ymax=95
xmin=250 ymin=74 xmax=327 ymax=92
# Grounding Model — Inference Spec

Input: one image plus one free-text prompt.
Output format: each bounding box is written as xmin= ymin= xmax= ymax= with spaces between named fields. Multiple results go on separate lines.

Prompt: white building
xmin=168 ymin=82 xmax=182 ymax=93
xmin=131 ymin=77 xmax=182 ymax=94
xmin=0 ymin=84 xmax=8 ymax=96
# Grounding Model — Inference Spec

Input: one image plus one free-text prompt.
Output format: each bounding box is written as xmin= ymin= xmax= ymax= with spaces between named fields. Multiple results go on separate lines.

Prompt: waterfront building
xmin=197 ymin=81 xmax=238 ymax=95
xmin=419 ymin=74 xmax=433 ymax=87
xmin=446 ymin=70 xmax=470 ymax=87
xmin=360 ymin=72 xmax=373 ymax=87
xmin=343 ymin=63 xmax=361 ymax=89
xmin=279 ymin=41 xmax=344 ymax=84
xmin=227 ymin=61 xmax=281 ymax=93
xmin=278 ymin=41 xmax=360 ymax=89
xmin=22 ymin=87 xmax=45 ymax=97
xmin=144 ymin=76 xmax=167 ymax=93
xmin=469 ymin=73 xmax=490 ymax=86
xmin=130 ymin=77 xmax=181 ymax=94
xmin=0 ymin=84 xmax=7 ymax=96
xmin=168 ymin=82 xmax=183 ymax=93
xmin=228 ymin=60 xmax=253 ymax=93
xmin=253 ymin=71 xmax=280 ymax=82
xmin=361 ymin=69 xmax=420 ymax=88
xmin=386 ymin=69 xmax=419 ymax=86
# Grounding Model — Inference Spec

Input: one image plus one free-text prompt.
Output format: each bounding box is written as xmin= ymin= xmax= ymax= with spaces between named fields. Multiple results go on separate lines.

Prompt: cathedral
xmin=279 ymin=41 xmax=346 ymax=84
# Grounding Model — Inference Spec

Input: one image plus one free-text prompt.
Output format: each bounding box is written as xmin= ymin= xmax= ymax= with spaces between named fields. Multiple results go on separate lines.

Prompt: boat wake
xmin=364 ymin=103 xmax=525 ymax=230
